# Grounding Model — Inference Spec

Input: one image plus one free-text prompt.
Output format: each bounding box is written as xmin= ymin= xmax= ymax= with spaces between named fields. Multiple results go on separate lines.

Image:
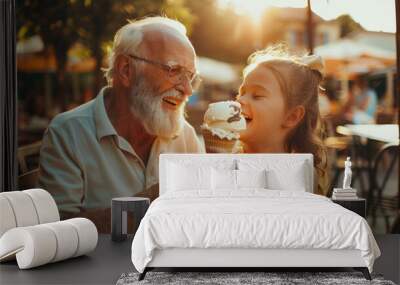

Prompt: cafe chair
xmin=370 ymin=143 xmax=399 ymax=233
xmin=17 ymin=141 xmax=42 ymax=174
xmin=18 ymin=168 xmax=40 ymax=190
xmin=17 ymin=141 xmax=42 ymax=190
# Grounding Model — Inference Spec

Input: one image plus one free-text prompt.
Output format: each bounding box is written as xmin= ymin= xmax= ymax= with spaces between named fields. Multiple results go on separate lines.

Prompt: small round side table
xmin=111 ymin=197 xmax=150 ymax=242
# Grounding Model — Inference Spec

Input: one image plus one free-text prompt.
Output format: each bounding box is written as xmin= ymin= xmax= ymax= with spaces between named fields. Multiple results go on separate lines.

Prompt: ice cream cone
xmin=202 ymin=129 xmax=237 ymax=153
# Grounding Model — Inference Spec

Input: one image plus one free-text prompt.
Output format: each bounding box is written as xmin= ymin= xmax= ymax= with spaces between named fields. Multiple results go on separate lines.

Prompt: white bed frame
xmin=139 ymin=154 xmax=371 ymax=280
xmin=148 ymin=248 xmax=365 ymax=268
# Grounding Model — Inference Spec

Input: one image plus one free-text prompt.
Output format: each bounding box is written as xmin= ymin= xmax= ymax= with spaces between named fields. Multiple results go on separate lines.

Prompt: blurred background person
xmin=344 ymin=76 xmax=378 ymax=124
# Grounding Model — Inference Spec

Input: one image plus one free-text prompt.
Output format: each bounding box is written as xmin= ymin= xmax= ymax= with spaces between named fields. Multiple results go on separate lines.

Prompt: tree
xmin=17 ymin=0 xmax=194 ymax=109
xmin=335 ymin=14 xmax=364 ymax=38
xmin=77 ymin=0 xmax=194 ymax=95
xmin=17 ymin=0 xmax=84 ymax=110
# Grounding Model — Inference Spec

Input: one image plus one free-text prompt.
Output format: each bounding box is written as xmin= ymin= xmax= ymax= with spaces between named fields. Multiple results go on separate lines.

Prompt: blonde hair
xmin=244 ymin=45 xmax=328 ymax=193
xmin=103 ymin=16 xmax=187 ymax=85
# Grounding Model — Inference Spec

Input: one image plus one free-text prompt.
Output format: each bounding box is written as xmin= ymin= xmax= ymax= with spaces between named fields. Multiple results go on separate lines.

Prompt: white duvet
xmin=131 ymin=189 xmax=380 ymax=273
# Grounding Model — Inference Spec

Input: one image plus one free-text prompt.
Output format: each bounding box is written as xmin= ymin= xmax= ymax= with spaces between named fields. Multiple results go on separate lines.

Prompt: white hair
xmin=104 ymin=16 xmax=187 ymax=85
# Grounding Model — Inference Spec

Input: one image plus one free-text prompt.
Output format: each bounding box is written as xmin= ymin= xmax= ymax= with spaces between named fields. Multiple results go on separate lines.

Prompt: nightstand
xmin=111 ymin=197 xmax=150 ymax=242
xmin=332 ymin=198 xmax=366 ymax=218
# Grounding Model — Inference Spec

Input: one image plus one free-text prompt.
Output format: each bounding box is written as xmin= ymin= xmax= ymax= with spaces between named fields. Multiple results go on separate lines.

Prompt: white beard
xmin=129 ymin=79 xmax=186 ymax=139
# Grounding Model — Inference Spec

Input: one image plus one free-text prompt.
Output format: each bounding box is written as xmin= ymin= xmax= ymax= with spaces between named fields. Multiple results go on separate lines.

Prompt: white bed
xmin=131 ymin=154 xmax=380 ymax=280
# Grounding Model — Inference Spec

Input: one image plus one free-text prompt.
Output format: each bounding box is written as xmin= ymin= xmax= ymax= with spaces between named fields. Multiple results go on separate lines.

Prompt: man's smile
xmin=162 ymin=96 xmax=184 ymax=110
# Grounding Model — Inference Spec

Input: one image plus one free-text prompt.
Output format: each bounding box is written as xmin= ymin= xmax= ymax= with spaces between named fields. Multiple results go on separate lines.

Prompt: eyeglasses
xmin=128 ymin=54 xmax=202 ymax=89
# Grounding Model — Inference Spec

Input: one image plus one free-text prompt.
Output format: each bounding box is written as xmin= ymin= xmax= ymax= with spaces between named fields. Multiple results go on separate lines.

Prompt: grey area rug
xmin=116 ymin=271 xmax=395 ymax=285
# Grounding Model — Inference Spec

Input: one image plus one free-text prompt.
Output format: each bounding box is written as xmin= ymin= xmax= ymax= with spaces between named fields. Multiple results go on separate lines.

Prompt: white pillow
xmin=211 ymin=168 xmax=236 ymax=190
xmin=167 ymin=162 xmax=212 ymax=191
xmin=236 ymin=169 xmax=267 ymax=189
xmin=266 ymin=165 xmax=306 ymax=191
xmin=238 ymin=159 xmax=307 ymax=191
xmin=211 ymin=169 xmax=267 ymax=190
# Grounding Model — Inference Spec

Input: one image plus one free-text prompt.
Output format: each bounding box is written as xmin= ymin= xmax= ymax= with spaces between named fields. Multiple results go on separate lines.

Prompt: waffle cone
xmin=202 ymin=129 xmax=237 ymax=153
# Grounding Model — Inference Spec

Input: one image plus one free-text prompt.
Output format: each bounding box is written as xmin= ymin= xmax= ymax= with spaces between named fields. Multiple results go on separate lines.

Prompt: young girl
xmin=236 ymin=46 xmax=328 ymax=195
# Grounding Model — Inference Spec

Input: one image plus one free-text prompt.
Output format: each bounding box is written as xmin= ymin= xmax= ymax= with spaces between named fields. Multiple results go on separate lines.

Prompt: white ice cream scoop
xmin=202 ymin=101 xmax=246 ymax=140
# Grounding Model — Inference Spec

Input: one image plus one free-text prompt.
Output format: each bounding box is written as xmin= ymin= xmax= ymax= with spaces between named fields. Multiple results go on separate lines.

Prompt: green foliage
xmin=17 ymin=0 xmax=193 ymax=57
xmin=17 ymin=0 xmax=81 ymax=50
xmin=16 ymin=0 xmax=194 ymax=104
xmin=335 ymin=14 xmax=364 ymax=38
xmin=16 ymin=0 xmax=364 ymax=75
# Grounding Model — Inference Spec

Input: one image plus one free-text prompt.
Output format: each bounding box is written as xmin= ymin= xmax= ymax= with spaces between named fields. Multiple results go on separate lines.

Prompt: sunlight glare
xmin=217 ymin=0 xmax=271 ymax=24
xmin=217 ymin=0 xmax=395 ymax=33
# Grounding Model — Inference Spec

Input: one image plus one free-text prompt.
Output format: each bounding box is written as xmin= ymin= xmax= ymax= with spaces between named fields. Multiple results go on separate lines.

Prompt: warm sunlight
xmin=218 ymin=0 xmax=305 ymax=23
xmin=4 ymin=1 xmax=399 ymax=284
xmin=217 ymin=0 xmax=396 ymax=32
xmin=217 ymin=0 xmax=269 ymax=24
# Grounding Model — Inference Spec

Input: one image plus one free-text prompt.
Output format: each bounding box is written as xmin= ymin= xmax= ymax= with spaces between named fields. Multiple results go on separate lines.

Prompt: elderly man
xmin=38 ymin=17 xmax=205 ymax=231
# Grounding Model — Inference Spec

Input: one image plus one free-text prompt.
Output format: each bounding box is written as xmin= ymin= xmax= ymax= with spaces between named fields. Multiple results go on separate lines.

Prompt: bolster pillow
xmin=0 ymin=218 xmax=98 ymax=269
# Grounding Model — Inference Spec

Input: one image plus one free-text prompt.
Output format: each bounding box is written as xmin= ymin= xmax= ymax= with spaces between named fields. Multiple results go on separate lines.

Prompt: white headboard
xmin=159 ymin=153 xmax=314 ymax=195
